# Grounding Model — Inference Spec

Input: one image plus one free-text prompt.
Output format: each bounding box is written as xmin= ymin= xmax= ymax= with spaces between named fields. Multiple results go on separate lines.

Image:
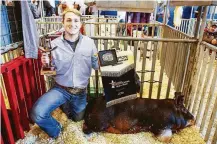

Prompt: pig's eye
xmin=182 ymin=108 xmax=187 ymax=113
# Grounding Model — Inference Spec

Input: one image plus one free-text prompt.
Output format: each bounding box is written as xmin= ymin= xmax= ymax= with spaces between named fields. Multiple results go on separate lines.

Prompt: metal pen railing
xmin=35 ymin=15 xmax=118 ymax=23
xmin=185 ymin=41 xmax=217 ymax=144
xmin=160 ymin=25 xmax=195 ymax=93
xmin=43 ymin=35 xmax=196 ymax=99
xmin=174 ymin=18 xmax=217 ymax=37
xmin=89 ymin=36 xmax=196 ymax=99
xmin=36 ymin=21 xmax=163 ymax=37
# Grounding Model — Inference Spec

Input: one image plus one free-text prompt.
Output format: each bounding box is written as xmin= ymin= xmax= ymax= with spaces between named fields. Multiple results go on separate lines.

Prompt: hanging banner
xmin=96 ymin=0 xmax=156 ymax=13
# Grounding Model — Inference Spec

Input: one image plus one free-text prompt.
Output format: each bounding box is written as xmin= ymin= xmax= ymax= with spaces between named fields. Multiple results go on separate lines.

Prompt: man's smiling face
xmin=63 ymin=12 xmax=81 ymax=35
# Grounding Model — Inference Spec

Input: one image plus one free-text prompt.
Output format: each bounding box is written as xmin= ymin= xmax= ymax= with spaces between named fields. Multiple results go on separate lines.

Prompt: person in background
xmin=210 ymin=24 xmax=217 ymax=45
xmin=79 ymin=2 xmax=87 ymax=15
xmin=73 ymin=2 xmax=81 ymax=11
xmin=58 ymin=0 xmax=67 ymax=16
xmin=194 ymin=6 xmax=201 ymax=18
xmin=29 ymin=0 xmax=40 ymax=19
xmin=167 ymin=7 xmax=175 ymax=27
xmin=156 ymin=2 xmax=170 ymax=24
xmin=31 ymin=8 xmax=99 ymax=139
xmin=43 ymin=0 xmax=56 ymax=16
xmin=125 ymin=12 xmax=151 ymax=37
xmin=182 ymin=6 xmax=192 ymax=19
xmin=54 ymin=0 xmax=60 ymax=15
xmin=174 ymin=6 xmax=183 ymax=27
xmin=156 ymin=3 xmax=164 ymax=23
xmin=90 ymin=1 xmax=98 ymax=15
xmin=85 ymin=2 xmax=92 ymax=15
xmin=117 ymin=19 xmax=125 ymax=36
xmin=73 ymin=1 xmax=86 ymax=15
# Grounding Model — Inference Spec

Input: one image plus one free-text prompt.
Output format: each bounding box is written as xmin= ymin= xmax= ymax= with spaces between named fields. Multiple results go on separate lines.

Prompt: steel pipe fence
xmin=185 ymin=41 xmax=217 ymax=144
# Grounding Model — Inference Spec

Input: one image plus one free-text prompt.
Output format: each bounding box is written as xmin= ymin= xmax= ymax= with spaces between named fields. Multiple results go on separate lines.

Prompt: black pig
xmin=83 ymin=92 xmax=195 ymax=142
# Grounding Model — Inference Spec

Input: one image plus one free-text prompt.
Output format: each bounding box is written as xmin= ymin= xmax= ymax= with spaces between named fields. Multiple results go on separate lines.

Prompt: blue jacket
xmin=21 ymin=0 xmax=39 ymax=58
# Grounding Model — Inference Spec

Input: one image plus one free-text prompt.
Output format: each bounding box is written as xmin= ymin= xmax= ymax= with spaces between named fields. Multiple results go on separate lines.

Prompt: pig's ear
xmin=174 ymin=95 xmax=185 ymax=106
xmin=178 ymin=95 xmax=185 ymax=105
xmin=174 ymin=92 xmax=181 ymax=104
xmin=174 ymin=92 xmax=182 ymax=97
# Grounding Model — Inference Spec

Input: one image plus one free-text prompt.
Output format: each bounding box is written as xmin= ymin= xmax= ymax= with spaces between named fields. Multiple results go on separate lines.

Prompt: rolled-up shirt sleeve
xmin=91 ymin=40 xmax=99 ymax=70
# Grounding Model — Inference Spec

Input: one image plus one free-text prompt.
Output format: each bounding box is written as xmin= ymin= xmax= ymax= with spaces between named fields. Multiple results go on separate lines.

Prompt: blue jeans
xmin=30 ymin=85 xmax=87 ymax=138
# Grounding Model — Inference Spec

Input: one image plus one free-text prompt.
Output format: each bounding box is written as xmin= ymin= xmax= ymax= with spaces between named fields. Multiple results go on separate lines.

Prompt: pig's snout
xmin=186 ymin=119 xmax=195 ymax=127
xmin=83 ymin=123 xmax=93 ymax=134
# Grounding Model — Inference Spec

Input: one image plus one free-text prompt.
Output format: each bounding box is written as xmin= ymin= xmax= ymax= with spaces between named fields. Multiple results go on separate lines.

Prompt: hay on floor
xmin=16 ymin=108 xmax=205 ymax=144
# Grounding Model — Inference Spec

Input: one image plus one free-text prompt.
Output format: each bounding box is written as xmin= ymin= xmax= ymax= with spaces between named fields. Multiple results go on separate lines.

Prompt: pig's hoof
xmin=157 ymin=129 xmax=172 ymax=143
xmin=84 ymin=133 xmax=94 ymax=140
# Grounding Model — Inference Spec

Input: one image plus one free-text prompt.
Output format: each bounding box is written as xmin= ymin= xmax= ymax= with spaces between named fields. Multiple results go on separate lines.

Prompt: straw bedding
xmin=16 ymin=108 xmax=205 ymax=144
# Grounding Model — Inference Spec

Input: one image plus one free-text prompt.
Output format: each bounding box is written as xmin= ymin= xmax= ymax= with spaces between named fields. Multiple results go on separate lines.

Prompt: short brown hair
xmin=62 ymin=7 xmax=81 ymax=22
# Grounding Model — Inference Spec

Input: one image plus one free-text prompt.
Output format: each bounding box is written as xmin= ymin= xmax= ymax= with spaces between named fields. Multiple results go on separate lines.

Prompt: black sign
xmin=102 ymin=69 xmax=137 ymax=104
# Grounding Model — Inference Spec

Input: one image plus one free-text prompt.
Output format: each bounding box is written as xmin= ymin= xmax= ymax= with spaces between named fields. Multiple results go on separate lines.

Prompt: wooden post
xmin=198 ymin=6 xmax=208 ymax=42
xmin=190 ymin=6 xmax=194 ymax=19
xmin=183 ymin=6 xmax=208 ymax=104
xmin=194 ymin=6 xmax=202 ymax=38
xmin=163 ymin=1 xmax=169 ymax=25
xmin=98 ymin=10 xmax=100 ymax=36
xmin=153 ymin=2 xmax=158 ymax=22
xmin=41 ymin=0 xmax=44 ymax=20
xmin=212 ymin=6 xmax=216 ymax=20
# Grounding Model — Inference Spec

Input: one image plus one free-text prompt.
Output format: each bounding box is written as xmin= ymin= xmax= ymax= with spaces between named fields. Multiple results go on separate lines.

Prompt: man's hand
xmin=41 ymin=52 xmax=50 ymax=66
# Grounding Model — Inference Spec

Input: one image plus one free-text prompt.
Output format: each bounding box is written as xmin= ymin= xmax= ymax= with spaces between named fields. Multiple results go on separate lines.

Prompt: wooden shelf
xmin=169 ymin=0 xmax=217 ymax=6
